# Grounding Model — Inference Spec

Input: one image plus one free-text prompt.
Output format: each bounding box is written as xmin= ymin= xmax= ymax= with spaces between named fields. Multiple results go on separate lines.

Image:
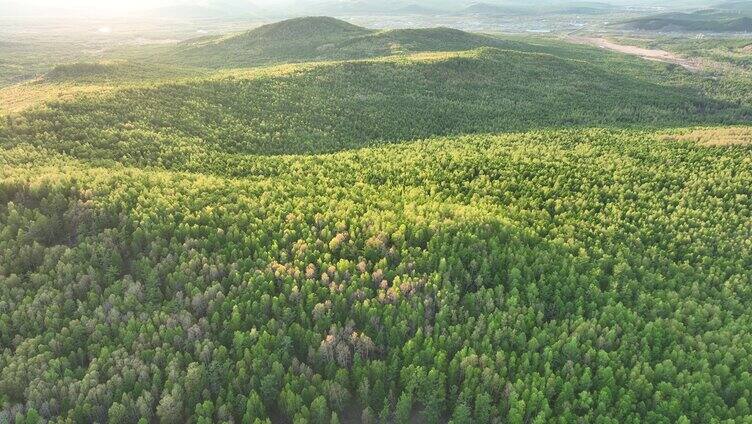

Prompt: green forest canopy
xmin=1 ymin=16 xmax=752 ymax=424
xmin=2 ymin=128 xmax=751 ymax=423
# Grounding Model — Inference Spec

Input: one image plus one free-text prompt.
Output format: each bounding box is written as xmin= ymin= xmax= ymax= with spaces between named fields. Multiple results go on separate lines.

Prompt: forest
xmin=1 ymin=14 xmax=752 ymax=424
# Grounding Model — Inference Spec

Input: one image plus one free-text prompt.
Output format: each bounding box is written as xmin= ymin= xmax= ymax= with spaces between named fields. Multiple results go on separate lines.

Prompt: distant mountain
xmin=461 ymin=2 xmax=528 ymax=16
xmin=160 ymin=16 xmax=531 ymax=68
xmin=305 ymin=0 xmax=399 ymax=15
xmin=547 ymin=2 xmax=616 ymax=14
xmin=714 ymin=1 xmax=752 ymax=13
xmin=308 ymin=0 xmax=449 ymax=16
xmin=396 ymin=4 xmax=444 ymax=15
xmin=554 ymin=6 xmax=608 ymax=14
xmin=621 ymin=10 xmax=752 ymax=32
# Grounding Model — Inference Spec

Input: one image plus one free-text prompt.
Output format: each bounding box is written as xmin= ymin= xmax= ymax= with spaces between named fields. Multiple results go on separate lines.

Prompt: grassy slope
xmin=0 ymin=61 xmax=208 ymax=115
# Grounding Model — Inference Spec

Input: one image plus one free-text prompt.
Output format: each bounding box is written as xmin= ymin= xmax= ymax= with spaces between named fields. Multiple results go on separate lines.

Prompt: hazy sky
xmin=2 ymin=0 xmax=332 ymax=16
xmin=3 ymin=0 xmax=289 ymax=8
xmin=5 ymin=0 xmax=194 ymax=13
xmin=0 ymin=0 xmax=722 ymax=18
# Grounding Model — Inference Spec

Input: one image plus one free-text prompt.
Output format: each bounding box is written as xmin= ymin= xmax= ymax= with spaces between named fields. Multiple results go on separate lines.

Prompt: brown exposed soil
xmin=566 ymin=36 xmax=705 ymax=72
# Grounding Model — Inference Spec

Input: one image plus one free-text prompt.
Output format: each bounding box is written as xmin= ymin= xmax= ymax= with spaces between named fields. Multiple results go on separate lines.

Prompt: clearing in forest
xmin=565 ymin=36 xmax=705 ymax=71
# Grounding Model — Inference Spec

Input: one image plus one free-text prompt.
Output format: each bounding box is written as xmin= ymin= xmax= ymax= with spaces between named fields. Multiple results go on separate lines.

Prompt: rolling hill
xmin=715 ymin=0 xmax=752 ymax=13
xmin=162 ymin=17 xmax=370 ymax=68
xmin=622 ymin=10 xmax=752 ymax=32
xmin=458 ymin=1 xmax=617 ymax=16
xmin=41 ymin=61 xmax=200 ymax=84
xmin=4 ymin=46 xmax=746 ymax=161
xmin=15 ymin=16 xmax=744 ymax=118
xmin=174 ymin=16 xmax=371 ymax=64
xmin=157 ymin=16 xmax=532 ymax=68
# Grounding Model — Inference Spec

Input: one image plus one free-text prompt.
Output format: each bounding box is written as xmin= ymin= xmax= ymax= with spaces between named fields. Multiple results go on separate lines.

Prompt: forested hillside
xmin=3 ymin=48 xmax=749 ymax=158
xmin=2 ymin=14 xmax=752 ymax=424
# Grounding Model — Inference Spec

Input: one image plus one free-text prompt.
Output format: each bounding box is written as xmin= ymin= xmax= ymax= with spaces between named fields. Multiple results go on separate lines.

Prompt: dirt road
xmin=565 ymin=36 xmax=704 ymax=72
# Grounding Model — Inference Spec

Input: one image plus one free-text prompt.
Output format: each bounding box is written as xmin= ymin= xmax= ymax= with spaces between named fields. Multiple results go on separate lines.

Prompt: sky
xmin=0 ymin=0 xmax=723 ymax=18
xmin=0 ymin=0 xmax=258 ymax=16
xmin=1 ymin=0 xmax=330 ymax=17
xmin=3 ymin=0 xmax=199 ymax=14
xmin=0 ymin=0 xmax=156 ymax=16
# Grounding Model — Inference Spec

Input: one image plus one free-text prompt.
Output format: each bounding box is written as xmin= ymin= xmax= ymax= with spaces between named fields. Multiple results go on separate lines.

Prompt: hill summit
xmin=167 ymin=16 xmax=528 ymax=68
xmin=171 ymin=16 xmax=372 ymax=67
xmin=233 ymin=16 xmax=370 ymax=42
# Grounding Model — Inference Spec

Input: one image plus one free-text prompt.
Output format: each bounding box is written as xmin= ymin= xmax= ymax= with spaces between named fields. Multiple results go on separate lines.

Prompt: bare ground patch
xmin=565 ymin=36 xmax=705 ymax=72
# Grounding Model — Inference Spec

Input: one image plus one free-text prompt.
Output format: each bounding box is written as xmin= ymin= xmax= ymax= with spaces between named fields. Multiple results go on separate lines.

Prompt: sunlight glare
xmin=19 ymin=0 xmax=178 ymax=15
